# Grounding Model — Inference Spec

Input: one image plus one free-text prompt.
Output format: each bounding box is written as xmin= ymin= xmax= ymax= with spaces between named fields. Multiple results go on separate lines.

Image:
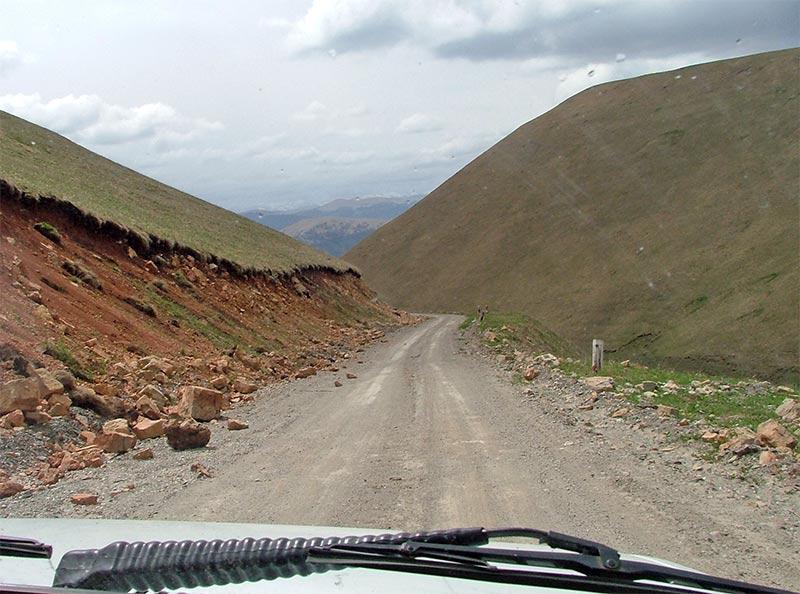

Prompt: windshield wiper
xmin=0 ymin=535 xmax=52 ymax=559
xmin=310 ymin=528 xmax=795 ymax=594
xmin=52 ymin=526 xmax=796 ymax=594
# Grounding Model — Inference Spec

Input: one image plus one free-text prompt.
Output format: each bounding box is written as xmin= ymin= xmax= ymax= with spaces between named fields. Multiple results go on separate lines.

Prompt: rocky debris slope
xmin=0 ymin=183 xmax=415 ymax=501
xmin=462 ymin=323 xmax=799 ymax=528
xmin=474 ymin=330 xmax=800 ymax=480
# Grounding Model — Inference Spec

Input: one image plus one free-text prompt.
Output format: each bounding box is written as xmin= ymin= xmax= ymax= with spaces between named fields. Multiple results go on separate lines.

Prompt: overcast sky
xmin=1 ymin=1 xmax=797 ymax=211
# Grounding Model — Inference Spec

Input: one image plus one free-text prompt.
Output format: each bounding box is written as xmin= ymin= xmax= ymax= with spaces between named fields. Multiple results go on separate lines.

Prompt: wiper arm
xmin=311 ymin=532 xmax=795 ymax=594
xmin=52 ymin=526 xmax=796 ymax=594
xmin=0 ymin=535 xmax=53 ymax=559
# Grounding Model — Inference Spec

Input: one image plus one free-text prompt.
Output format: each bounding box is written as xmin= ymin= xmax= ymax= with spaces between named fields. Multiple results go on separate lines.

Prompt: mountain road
xmin=3 ymin=315 xmax=797 ymax=589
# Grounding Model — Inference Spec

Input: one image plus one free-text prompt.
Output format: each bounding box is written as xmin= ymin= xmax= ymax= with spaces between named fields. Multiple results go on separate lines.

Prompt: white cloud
xmin=0 ymin=93 xmax=222 ymax=146
xmin=284 ymin=0 xmax=798 ymax=65
xmin=396 ymin=112 xmax=444 ymax=134
xmin=291 ymin=100 xmax=329 ymax=122
xmin=284 ymin=1 xmax=620 ymax=56
xmin=258 ymin=145 xmax=374 ymax=167
xmin=0 ymin=40 xmax=22 ymax=76
xmin=258 ymin=16 xmax=292 ymax=30
xmin=343 ymin=102 xmax=370 ymax=117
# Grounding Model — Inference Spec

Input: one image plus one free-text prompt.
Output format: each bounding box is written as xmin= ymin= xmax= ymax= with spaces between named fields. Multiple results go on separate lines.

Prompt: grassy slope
xmin=347 ymin=49 xmax=800 ymax=382
xmin=0 ymin=110 xmax=352 ymax=275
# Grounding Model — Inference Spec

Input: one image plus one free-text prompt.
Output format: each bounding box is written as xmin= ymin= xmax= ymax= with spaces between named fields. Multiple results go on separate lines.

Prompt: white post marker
xmin=592 ymin=339 xmax=604 ymax=372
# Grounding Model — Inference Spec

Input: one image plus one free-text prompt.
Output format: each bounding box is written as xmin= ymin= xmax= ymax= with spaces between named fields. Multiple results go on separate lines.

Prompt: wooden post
xmin=592 ymin=339 xmax=604 ymax=372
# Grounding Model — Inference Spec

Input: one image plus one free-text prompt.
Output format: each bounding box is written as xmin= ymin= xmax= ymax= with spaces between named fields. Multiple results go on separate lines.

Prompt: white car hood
xmin=0 ymin=518 xmax=702 ymax=594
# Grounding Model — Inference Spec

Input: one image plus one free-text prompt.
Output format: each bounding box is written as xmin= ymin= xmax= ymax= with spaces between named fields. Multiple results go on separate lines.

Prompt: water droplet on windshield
xmin=558 ymin=73 xmax=567 ymax=82
xmin=735 ymin=38 xmax=742 ymax=45
xmin=615 ymin=53 xmax=626 ymax=63
xmin=328 ymin=48 xmax=337 ymax=58
xmin=674 ymin=75 xmax=681 ymax=80
xmin=587 ymin=69 xmax=595 ymax=77
xmin=257 ymin=212 xmax=263 ymax=219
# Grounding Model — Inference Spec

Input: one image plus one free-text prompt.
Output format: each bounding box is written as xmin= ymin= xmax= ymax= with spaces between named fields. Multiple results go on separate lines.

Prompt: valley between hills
xmin=0 ymin=48 xmax=798 ymax=592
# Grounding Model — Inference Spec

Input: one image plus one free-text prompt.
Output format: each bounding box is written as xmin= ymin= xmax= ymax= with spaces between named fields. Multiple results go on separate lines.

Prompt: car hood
xmin=1 ymin=518 xmax=701 ymax=594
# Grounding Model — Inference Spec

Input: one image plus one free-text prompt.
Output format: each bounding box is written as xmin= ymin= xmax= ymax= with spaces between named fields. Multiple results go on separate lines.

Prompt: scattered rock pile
xmin=0 ymin=337 xmax=400 ymax=499
xmin=465 ymin=324 xmax=800 ymax=484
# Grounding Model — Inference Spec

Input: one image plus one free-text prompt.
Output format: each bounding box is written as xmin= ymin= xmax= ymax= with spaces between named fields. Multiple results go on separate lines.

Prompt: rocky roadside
xmin=461 ymin=324 xmax=800 ymax=540
xmin=0 ymin=326 xmax=397 ymax=505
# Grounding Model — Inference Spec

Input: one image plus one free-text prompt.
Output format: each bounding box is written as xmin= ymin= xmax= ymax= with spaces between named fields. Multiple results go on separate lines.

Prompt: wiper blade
xmin=52 ymin=526 xmax=796 ymax=594
xmin=0 ymin=535 xmax=53 ymax=559
xmin=311 ymin=533 xmax=795 ymax=594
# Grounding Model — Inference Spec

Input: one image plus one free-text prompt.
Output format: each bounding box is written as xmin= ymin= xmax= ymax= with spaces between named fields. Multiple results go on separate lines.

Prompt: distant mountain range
xmin=347 ymin=49 xmax=800 ymax=382
xmin=241 ymin=195 xmax=422 ymax=256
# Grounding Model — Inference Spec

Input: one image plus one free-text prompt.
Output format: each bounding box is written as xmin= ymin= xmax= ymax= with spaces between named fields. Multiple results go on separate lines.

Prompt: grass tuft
xmin=33 ymin=221 xmax=61 ymax=244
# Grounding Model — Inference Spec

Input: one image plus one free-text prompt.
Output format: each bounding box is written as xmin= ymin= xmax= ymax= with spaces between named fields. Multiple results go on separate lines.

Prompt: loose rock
xmin=165 ymin=419 xmax=211 ymax=450
xmin=0 ymin=481 xmax=25 ymax=498
xmin=133 ymin=418 xmax=166 ymax=440
xmin=70 ymin=493 xmax=98 ymax=505
xmin=0 ymin=377 xmax=42 ymax=414
xmin=755 ymin=419 xmax=797 ymax=450
xmin=133 ymin=448 xmax=154 ymax=460
xmin=296 ymin=367 xmax=317 ymax=379
xmin=177 ymin=386 xmax=224 ymax=421
xmin=523 ymin=367 xmax=540 ymax=381
xmin=775 ymin=398 xmax=800 ymax=424
xmin=584 ymin=377 xmax=615 ymax=392
xmin=232 ymin=378 xmax=257 ymax=394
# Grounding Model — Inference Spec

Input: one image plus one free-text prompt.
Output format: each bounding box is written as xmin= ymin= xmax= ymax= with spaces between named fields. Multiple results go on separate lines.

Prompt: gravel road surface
xmin=3 ymin=315 xmax=797 ymax=590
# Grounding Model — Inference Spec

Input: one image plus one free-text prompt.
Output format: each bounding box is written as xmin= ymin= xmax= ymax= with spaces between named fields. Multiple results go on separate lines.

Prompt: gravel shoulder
xmin=2 ymin=315 xmax=797 ymax=590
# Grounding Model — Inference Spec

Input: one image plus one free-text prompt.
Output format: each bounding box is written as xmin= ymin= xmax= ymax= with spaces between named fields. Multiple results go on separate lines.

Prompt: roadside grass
xmin=467 ymin=311 xmax=797 ymax=431
xmin=146 ymin=289 xmax=238 ymax=350
xmin=44 ymin=340 xmax=93 ymax=381
xmin=461 ymin=311 xmax=576 ymax=357
xmin=1 ymin=110 xmax=352 ymax=275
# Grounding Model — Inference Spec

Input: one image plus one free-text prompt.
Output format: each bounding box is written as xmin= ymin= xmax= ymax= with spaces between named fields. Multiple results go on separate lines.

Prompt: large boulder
xmin=0 ymin=378 xmax=42 ymax=414
xmin=47 ymin=393 xmax=72 ymax=417
xmin=232 ymin=377 xmax=257 ymax=394
xmin=177 ymin=386 xmax=223 ymax=421
xmin=165 ymin=419 xmax=211 ymax=450
xmin=583 ymin=377 xmax=615 ymax=392
xmin=97 ymin=418 xmax=137 ymax=453
xmin=31 ymin=368 xmax=65 ymax=398
xmin=756 ymin=419 xmax=797 ymax=450
xmin=133 ymin=418 xmax=165 ymax=440
xmin=135 ymin=395 xmax=161 ymax=420
xmin=776 ymin=398 xmax=800 ymax=424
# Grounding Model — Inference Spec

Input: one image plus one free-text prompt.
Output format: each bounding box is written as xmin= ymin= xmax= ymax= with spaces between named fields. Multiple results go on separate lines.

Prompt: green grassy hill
xmin=0 ymin=110 xmax=353 ymax=275
xmin=347 ymin=49 xmax=800 ymax=382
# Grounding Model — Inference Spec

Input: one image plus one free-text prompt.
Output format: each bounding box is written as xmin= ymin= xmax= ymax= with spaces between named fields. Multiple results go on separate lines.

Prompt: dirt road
xmin=4 ymin=315 xmax=797 ymax=589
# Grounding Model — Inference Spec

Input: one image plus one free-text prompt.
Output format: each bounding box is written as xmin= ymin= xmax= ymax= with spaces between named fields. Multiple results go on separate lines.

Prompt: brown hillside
xmin=0 ymin=180 xmax=409 ymax=416
xmin=346 ymin=49 xmax=800 ymax=382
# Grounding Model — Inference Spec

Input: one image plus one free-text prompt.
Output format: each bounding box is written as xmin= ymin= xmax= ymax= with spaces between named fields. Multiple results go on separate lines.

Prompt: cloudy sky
xmin=1 ymin=1 xmax=797 ymax=212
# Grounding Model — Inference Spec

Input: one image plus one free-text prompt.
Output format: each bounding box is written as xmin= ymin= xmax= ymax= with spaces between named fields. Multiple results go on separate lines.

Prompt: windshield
xmin=0 ymin=2 xmax=798 ymax=593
